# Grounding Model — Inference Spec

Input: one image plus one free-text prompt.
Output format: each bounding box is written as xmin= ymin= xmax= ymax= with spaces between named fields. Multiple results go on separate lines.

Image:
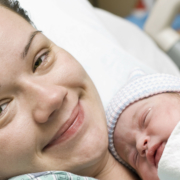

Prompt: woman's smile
xmin=44 ymin=101 xmax=85 ymax=149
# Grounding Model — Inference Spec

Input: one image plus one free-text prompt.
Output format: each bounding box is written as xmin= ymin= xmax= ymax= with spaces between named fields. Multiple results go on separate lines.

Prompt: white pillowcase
xmin=19 ymin=0 xmax=156 ymax=108
xmin=95 ymin=8 xmax=180 ymax=76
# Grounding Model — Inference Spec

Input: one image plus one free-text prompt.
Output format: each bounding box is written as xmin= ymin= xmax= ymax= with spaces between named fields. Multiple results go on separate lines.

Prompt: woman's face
xmin=0 ymin=7 xmax=108 ymax=179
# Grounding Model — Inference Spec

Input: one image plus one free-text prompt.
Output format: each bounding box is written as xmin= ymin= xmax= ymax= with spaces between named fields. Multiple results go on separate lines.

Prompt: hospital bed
xmin=18 ymin=0 xmax=180 ymax=108
xmin=145 ymin=0 xmax=180 ymax=68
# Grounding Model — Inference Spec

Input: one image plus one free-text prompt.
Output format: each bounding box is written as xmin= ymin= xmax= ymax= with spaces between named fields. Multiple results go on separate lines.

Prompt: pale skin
xmin=0 ymin=6 xmax=139 ymax=180
xmin=114 ymin=93 xmax=180 ymax=180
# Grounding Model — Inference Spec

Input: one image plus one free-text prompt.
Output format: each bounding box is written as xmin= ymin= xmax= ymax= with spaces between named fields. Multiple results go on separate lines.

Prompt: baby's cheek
xmin=114 ymin=131 xmax=122 ymax=153
xmin=138 ymin=160 xmax=159 ymax=180
xmin=113 ymin=131 xmax=126 ymax=160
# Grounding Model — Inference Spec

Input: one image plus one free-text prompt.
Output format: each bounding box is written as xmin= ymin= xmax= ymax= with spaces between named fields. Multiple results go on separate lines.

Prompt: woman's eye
xmin=0 ymin=103 xmax=8 ymax=115
xmin=33 ymin=51 xmax=49 ymax=72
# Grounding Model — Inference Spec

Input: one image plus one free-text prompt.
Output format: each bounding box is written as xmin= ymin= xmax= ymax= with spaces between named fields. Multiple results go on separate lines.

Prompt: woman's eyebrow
xmin=22 ymin=30 xmax=42 ymax=59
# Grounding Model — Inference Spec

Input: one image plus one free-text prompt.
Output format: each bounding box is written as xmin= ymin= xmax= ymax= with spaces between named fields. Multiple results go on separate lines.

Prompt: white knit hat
xmin=106 ymin=73 xmax=180 ymax=171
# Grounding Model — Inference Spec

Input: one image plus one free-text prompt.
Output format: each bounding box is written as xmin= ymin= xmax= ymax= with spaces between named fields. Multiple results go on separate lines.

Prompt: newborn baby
xmin=106 ymin=71 xmax=180 ymax=180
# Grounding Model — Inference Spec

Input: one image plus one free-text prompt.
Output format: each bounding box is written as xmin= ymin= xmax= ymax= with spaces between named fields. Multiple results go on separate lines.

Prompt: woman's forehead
xmin=0 ymin=7 xmax=38 ymax=89
xmin=0 ymin=6 xmax=35 ymax=54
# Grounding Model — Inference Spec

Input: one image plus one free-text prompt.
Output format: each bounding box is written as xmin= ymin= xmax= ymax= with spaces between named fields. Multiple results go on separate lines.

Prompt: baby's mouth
xmin=154 ymin=142 xmax=166 ymax=167
xmin=147 ymin=142 xmax=166 ymax=167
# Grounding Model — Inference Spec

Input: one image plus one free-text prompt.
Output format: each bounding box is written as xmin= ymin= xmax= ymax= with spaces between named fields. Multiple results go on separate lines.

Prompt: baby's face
xmin=114 ymin=93 xmax=180 ymax=180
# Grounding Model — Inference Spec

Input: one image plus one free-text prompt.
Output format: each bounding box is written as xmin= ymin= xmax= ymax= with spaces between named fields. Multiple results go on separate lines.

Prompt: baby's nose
xmin=137 ymin=136 xmax=149 ymax=157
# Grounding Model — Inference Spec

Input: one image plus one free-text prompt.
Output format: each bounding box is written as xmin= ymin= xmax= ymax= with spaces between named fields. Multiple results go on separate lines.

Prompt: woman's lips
xmin=45 ymin=102 xmax=84 ymax=149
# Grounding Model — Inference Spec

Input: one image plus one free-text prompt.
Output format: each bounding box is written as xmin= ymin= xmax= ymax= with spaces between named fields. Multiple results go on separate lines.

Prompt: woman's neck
xmin=95 ymin=152 xmax=140 ymax=180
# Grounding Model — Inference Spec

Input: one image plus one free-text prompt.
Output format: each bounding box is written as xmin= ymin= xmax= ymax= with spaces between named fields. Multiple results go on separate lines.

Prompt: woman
xmin=0 ymin=1 xmax=139 ymax=180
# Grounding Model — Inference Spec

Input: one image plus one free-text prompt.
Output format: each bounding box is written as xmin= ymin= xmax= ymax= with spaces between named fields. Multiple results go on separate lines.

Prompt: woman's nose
xmin=22 ymin=81 xmax=68 ymax=123
xmin=136 ymin=136 xmax=149 ymax=157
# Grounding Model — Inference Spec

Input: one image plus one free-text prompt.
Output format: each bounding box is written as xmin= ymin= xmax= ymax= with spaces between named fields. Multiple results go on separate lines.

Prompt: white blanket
xmin=158 ymin=121 xmax=180 ymax=180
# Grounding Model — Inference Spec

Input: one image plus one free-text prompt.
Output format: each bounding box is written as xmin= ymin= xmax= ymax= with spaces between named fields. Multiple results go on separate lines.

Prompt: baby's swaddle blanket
xmin=158 ymin=121 xmax=180 ymax=180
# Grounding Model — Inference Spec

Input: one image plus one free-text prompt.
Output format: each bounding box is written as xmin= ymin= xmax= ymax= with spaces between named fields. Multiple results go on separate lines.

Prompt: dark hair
xmin=0 ymin=0 xmax=34 ymax=26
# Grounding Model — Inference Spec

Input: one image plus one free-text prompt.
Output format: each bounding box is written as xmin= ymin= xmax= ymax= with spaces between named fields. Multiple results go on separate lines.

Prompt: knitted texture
xmin=106 ymin=73 xmax=180 ymax=171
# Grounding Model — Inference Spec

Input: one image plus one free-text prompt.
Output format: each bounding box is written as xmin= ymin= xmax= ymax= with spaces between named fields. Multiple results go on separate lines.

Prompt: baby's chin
xmin=139 ymin=168 xmax=159 ymax=180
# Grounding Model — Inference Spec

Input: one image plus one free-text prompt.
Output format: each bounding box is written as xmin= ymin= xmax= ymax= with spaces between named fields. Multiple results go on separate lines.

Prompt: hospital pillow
xmin=18 ymin=0 xmax=178 ymax=108
xmin=94 ymin=8 xmax=180 ymax=76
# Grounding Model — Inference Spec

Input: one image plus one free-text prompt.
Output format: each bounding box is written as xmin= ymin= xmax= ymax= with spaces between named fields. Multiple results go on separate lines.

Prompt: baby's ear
xmin=128 ymin=67 xmax=146 ymax=82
